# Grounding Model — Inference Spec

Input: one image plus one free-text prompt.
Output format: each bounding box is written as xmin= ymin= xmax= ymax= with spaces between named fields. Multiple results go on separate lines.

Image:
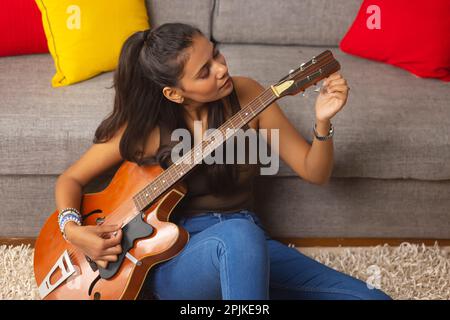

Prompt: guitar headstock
xmin=271 ymin=50 xmax=340 ymax=98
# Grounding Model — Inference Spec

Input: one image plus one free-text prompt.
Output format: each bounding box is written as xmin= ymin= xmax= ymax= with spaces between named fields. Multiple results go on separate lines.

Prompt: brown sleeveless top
xmin=145 ymin=83 xmax=261 ymax=218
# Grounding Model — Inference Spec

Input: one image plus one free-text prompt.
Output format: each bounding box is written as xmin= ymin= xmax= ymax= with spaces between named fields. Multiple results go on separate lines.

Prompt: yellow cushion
xmin=35 ymin=0 xmax=150 ymax=87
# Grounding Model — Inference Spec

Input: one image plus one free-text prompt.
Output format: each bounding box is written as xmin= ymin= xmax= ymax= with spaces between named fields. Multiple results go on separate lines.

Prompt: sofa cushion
xmin=146 ymin=0 xmax=214 ymax=39
xmin=1 ymin=46 xmax=449 ymax=180
xmin=35 ymin=0 xmax=150 ymax=87
xmin=340 ymin=0 xmax=450 ymax=82
xmin=212 ymin=0 xmax=361 ymax=46
xmin=0 ymin=0 xmax=49 ymax=57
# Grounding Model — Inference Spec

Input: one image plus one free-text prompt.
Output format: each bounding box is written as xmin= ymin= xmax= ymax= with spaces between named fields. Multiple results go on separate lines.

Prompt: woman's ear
xmin=163 ymin=86 xmax=184 ymax=104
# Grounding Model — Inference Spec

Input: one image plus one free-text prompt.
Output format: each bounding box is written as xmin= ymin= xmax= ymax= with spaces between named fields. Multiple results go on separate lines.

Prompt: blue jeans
xmin=142 ymin=210 xmax=392 ymax=300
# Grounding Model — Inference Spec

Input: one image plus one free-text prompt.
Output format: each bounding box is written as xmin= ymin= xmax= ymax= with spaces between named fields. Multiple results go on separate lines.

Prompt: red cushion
xmin=340 ymin=0 xmax=450 ymax=82
xmin=0 ymin=0 xmax=49 ymax=57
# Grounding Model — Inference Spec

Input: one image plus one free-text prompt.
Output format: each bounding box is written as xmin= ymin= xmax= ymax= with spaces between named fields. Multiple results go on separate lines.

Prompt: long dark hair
xmin=93 ymin=23 xmax=239 ymax=194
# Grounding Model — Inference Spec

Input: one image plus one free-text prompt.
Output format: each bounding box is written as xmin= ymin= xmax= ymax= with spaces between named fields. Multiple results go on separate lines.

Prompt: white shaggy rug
xmin=0 ymin=242 xmax=449 ymax=300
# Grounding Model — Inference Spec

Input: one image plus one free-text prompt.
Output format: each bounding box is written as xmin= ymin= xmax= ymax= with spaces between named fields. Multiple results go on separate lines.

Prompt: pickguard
xmin=97 ymin=212 xmax=154 ymax=280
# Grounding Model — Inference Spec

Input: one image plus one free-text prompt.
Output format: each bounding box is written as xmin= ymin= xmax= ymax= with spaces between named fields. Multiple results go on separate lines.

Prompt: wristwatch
xmin=313 ymin=121 xmax=334 ymax=141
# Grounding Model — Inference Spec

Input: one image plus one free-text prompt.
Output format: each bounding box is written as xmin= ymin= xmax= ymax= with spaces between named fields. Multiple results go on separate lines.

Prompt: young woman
xmin=57 ymin=23 xmax=391 ymax=300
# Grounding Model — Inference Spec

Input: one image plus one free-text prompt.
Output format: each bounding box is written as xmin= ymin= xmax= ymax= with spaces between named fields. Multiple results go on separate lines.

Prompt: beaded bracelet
xmin=58 ymin=210 xmax=82 ymax=229
xmin=58 ymin=207 xmax=81 ymax=221
xmin=58 ymin=208 xmax=82 ymax=241
xmin=58 ymin=210 xmax=81 ymax=222
xmin=59 ymin=213 xmax=82 ymax=241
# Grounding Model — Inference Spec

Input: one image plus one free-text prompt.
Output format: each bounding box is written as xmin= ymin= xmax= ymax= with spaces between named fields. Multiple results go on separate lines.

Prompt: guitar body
xmin=33 ymin=161 xmax=189 ymax=300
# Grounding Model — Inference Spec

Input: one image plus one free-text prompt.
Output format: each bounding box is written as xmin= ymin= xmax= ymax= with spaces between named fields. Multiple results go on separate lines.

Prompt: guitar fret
xmin=135 ymin=193 xmax=142 ymax=209
xmin=142 ymin=188 xmax=150 ymax=201
xmin=238 ymin=112 xmax=245 ymax=126
xmin=139 ymin=192 xmax=146 ymax=209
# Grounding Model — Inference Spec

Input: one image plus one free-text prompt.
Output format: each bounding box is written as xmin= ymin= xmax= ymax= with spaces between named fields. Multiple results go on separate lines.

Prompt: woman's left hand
xmin=314 ymin=72 xmax=349 ymax=122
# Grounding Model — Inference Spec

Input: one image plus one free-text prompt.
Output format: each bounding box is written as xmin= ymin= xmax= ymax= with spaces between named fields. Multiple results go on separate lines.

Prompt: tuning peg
xmin=313 ymin=84 xmax=321 ymax=92
xmin=301 ymin=90 xmax=307 ymax=97
xmin=289 ymin=69 xmax=295 ymax=74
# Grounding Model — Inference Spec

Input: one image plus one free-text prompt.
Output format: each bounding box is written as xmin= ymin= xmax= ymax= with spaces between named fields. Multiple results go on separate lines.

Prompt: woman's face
xmin=163 ymin=34 xmax=234 ymax=107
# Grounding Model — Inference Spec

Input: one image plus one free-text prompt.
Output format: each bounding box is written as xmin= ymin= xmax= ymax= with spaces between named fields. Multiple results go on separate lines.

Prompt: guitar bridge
xmin=38 ymin=250 xmax=76 ymax=299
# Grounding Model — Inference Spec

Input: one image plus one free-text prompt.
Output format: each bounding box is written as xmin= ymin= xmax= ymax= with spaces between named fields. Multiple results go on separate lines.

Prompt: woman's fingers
xmin=95 ymin=259 xmax=109 ymax=269
xmin=100 ymin=254 xmax=120 ymax=262
xmin=100 ymin=243 xmax=123 ymax=256
xmin=96 ymin=224 xmax=120 ymax=236
xmin=328 ymin=78 xmax=346 ymax=86
xmin=326 ymin=84 xmax=349 ymax=94
xmin=328 ymin=72 xmax=341 ymax=80
xmin=102 ymin=229 xmax=123 ymax=247
xmin=95 ymin=253 xmax=120 ymax=269
xmin=329 ymin=92 xmax=348 ymax=103
xmin=325 ymin=78 xmax=346 ymax=88
xmin=324 ymin=72 xmax=342 ymax=85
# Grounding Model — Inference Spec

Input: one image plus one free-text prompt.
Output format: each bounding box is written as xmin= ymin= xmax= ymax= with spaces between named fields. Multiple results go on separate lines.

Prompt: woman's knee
xmin=211 ymin=219 xmax=268 ymax=257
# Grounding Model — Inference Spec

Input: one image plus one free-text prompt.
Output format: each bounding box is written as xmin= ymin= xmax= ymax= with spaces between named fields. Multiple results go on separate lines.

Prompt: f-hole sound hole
xmin=83 ymin=209 xmax=103 ymax=220
xmin=88 ymin=275 xmax=101 ymax=296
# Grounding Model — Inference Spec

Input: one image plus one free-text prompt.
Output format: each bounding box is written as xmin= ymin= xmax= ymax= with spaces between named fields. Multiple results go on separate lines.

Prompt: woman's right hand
xmin=64 ymin=222 xmax=123 ymax=269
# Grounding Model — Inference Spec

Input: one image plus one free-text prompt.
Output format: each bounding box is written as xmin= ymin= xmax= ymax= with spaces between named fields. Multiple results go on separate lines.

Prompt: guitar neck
xmin=132 ymin=86 xmax=278 ymax=212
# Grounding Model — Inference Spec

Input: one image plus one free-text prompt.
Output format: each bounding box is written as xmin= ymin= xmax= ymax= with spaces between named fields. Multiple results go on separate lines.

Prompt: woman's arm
xmin=238 ymin=73 xmax=349 ymax=185
xmin=55 ymin=124 xmax=127 ymax=268
xmin=237 ymin=76 xmax=314 ymax=183
xmin=307 ymin=72 xmax=349 ymax=184
xmin=303 ymin=118 xmax=334 ymax=185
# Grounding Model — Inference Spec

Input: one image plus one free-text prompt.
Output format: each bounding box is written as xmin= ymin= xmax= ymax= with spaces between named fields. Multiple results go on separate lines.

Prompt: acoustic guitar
xmin=33 ymin=50 xmax=340 ymax=299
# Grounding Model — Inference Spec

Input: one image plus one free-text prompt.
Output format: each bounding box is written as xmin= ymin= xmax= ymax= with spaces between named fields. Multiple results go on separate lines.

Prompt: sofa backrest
xmin=145 ymin=0 xmax=214 ymax=39
xmin=145 ymin=0 xmax=361 ymax=46
xmin=212 ymin=0 xmax=361 ymax=46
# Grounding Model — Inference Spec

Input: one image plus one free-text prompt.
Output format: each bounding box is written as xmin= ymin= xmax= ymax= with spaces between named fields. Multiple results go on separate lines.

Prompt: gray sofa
xmin=1 ymin=0 xmax=449 ymax=240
